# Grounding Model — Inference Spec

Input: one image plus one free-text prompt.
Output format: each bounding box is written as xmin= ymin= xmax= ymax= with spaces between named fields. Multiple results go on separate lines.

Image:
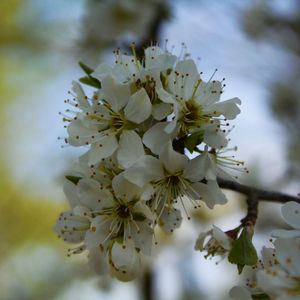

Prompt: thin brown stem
xmin=217 ymin=177 xmax=300 ymax=204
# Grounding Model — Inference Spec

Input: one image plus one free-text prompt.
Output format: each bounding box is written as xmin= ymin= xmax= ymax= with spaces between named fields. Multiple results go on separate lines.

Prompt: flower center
xmin=179 ymin=99 xmax=210 ymax=134
xmin=114 ymin=203 xmax=132 ymax=220
xmin=155 ymin=171 xmax=188 ymax=208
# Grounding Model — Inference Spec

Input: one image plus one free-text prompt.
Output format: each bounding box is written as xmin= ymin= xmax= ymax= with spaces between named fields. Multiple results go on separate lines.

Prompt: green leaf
xmin=78 ymin=61 xmax=94 ymax=75
xmin=228 ymin=228 xmax=258 ymax=274
xmin=252 ymin=293 xmax=271 ymax=300
xmin=185 ymin=131 xmax=204 ymax=153
xmin=237 ymin=263 xmax=244 ymax=274
xmin=65 ymin=175 xmax=82 ymax=185
xmin=79 ymin=76 xmax=101 ymax=88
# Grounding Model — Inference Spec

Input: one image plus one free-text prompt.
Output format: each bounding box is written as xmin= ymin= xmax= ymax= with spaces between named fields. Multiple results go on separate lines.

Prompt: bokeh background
xmin=1 ymin=0 xmax=299 ymax=299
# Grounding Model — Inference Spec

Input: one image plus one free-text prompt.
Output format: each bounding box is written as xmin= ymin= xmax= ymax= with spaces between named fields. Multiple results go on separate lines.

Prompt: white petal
xmin=274 ymin=238 xmax=300 ymax=277
xmin=63 ymin=181 xmax=81 ymax=209
xmin=118 ymin=54 xmax=141 ymax=76
xmin=140 ymin=184 xmax=155 ymax=201
xmin=209 ymin=97 xmax=241 ymax=120
xmin=271 ymin=229 xmax=300 ymax=239
xmin=117 ymin=130 xmax=144 ymax=169
xmin=134 ymin=201 xmax=153 ymax=220
xmin=92 ymin=63 xmax=114 ymax=81
xmin=101 ymin=76 xmax=130 ymax=111
xmin=125 ymin=88 xmax=152 ymax=124
xmin=281 ymin=201 xmax=300 ymax=229
xmin=87 ymin=134 xmax=118 ymax=165
xmin=124 ymin=155 xmax=164 ymax=187
xmin=143 ymin=122 xmax=172 ymax=155
xmin=159 ymin=141 xmax=188 ymax=174
xmin=261 ymin=246 xmax=276 ymax=268
xmin=77 ymin=178 xmax=114 ymax=209
xmin=67 ymin=119 xmax=102 ymax=146
xmin=195 ymin=81 xmax=222 ymax=106
xmin=156 ymin=87 xmax=176 ymax=104
xmin=88 ymin=247 xmax=108 ymax=275
xmin=85 ymin=216 xmax=112 ymax=250
xmin=170 ymin=60 xmax=200 ymax=100
xmin=203 ymin=125 xmax=228 ymax=149
xmin=144 ymin=46 xmax=163 ymax=69
xmin=159 ymin=207 xmax=182 ymax=235
xmin=112 ymin=172 xmax=144 ymax=202
xmin=183 ymin=152 xmax=215 ymax=182
xmin=152 ymin=102 xmax=172 ymax=120
xmin=195 ymin=231 xmax=210 ymax=251
xmin=110 ymin=240 xmax=141 ymax=282
xmin=229 ymin=286 xmax=252 ymax=300
xmin=72 ymin=81 xmax=90 ymax=110
xmin=256 ymin=268 xmax=296 ymax=293
xmin=190 ymin=180 xmax=227 ymax=209
xmin=153 ymin=53 xmax=177 ymax=70
xmin=130 ymin=221 xmax=153 ymax=255
xmin=54 ymin=210 xmax=89 ymax=243
xmin=212 ymin=225 xmax=231 ymax=250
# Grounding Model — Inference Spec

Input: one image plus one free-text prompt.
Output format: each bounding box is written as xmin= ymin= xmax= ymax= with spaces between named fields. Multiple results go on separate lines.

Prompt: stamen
xmin=131 ymin=42 xmax=140 ymax=72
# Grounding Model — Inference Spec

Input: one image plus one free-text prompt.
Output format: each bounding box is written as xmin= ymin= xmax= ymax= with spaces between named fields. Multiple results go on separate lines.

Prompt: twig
xmin=217 ymin=177 xmax=300 ymax=204
xmin=241 ymin=194 xmax=259 ymax=227
xmin=141 ymin=267 xmax=154 ymax=300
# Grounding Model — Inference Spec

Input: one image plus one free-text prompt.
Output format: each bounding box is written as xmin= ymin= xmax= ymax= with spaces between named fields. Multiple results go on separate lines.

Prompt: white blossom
xmin=156 ymin=59 xmax=241 ymax=148
xmin=195 ymin=225 xmax=232 ymax=259
xmin=124 ymin=141 xmax=227 ymax=213
xmin=57 ymin=42 xmax=244 ymax=281
xmin=231 ymin=238 xmax=300 ymax=300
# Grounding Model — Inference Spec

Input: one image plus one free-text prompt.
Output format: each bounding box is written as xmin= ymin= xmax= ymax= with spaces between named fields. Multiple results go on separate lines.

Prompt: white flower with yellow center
xmin=190 ymin=146 xmax=249 ymax=182
xmin=156 ymin=59 xmax=241 ymax=148
xmin=92 ymin=44 xmax=177 ymax=121
xmin=54 ymin=177 xmax=113 ymax=255
xmin=124 ymin=141 xmax=227 ymax=214
xmin=255 ymin=238 xmax=300 ymax=299
xmin=230 ymin=238 xmax=300 ymax=300
xmin=195 ymin=225 xmax=233 ymax=259
xmin=84 ymin=173 xmax=154 ymax=256
xmin=67 ymin=76 xmax=150 ymax=166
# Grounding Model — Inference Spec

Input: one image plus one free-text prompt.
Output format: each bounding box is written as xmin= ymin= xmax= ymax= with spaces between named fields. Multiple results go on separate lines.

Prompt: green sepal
xmin=252 ymin=293 xmax=271 ymax=300
xmin=79 ymin=76 xmax=101 ymax=88
xmin=78 ymin=61 xmax=94 ymax=75
xmin=228 ymin=228 xmax=258 ymax=274
xmin=185 ymin=131 xmax=204 ymax=153
xmin=65 ymin=175 xmax=82 ymax=185
xmin=124 ymin=120 xmax=138 ymax=130
xmin=237 ymin=263 xmax=244 ymax=274
xmin=132 ymin=213 xmax=146 ymax=222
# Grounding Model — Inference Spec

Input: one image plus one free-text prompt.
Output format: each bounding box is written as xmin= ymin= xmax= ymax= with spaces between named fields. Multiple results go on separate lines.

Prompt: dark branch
xmin=241 ymin=194 xmax=259 ymax=227
xmin=217 ymin=177 xmax=300 ymax=204
xmin=141 ymin=267 xmax=154 ymax=300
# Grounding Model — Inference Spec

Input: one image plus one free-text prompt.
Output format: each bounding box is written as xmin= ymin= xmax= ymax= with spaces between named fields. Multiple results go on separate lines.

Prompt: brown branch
xmin=217 ymin=177 xmax=300 ymax=204
xmin=241 ymin=194 xmax=259 ymax=228
xmin=140 ymin=267 xmax=154 ymax=300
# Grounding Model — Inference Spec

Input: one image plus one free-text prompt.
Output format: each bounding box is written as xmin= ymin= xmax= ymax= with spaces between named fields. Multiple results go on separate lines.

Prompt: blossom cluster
xmin=54 ymin=43 xmax=244 ymax=281
xmin=230 ymin=201 xmax=300 ymax=300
